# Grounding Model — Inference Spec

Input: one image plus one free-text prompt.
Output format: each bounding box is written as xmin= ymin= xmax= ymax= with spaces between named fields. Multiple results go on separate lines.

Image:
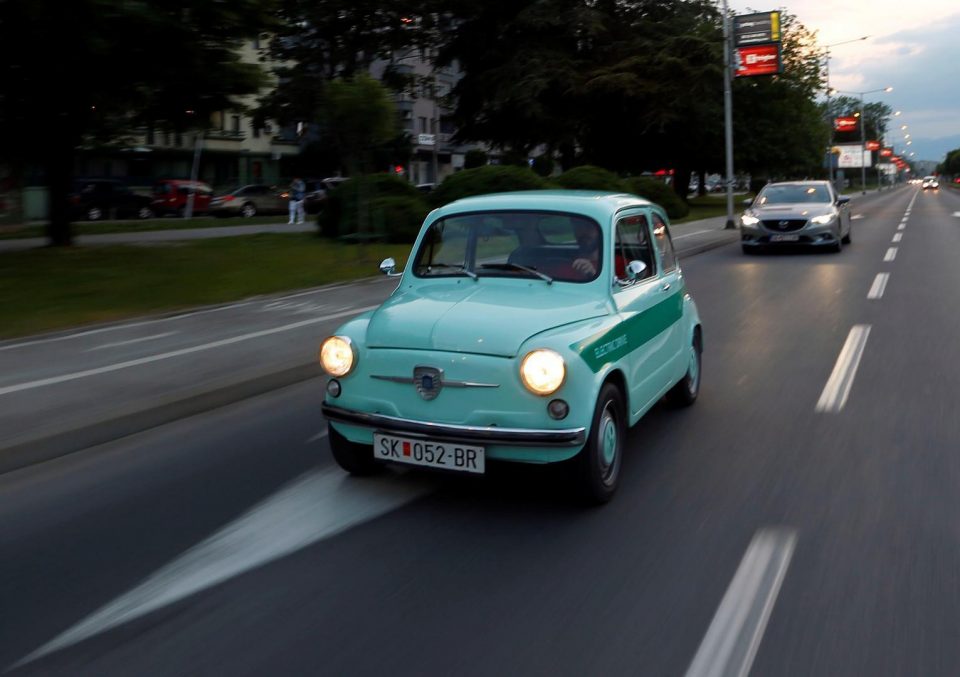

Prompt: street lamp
xmin=822 ymin=36 xmax=869 ymax=187
xmin=830 ymin=86 xmax=893 ymax=194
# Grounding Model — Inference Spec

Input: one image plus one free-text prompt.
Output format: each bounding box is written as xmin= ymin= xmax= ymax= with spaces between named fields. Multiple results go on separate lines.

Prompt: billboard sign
xmin=836 ymin=144 xmax=873 ymax=168
xmin=865 ymin=140 xmax=881 ymax=151
xmin=735 ymin=43 xmax=782 ymax=77
xmin=734 ymin=12 xmax=782 ymax=46
xmin=834 ymin=117 xmax=859 ymax=133
xmin=880 ymin=147 xmax=893 ymax=157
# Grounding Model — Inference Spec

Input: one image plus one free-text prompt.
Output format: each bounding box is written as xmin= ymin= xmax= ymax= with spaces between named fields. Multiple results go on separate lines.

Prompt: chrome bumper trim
xmin=322 ymin=403 xmax=586 ymax=447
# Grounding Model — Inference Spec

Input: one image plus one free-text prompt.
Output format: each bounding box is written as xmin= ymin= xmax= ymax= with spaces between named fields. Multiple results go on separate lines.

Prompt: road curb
xmin=0 ymin=362 xmax=322 ymax=476
xmin=0 ymin=233 xmax=737 ymax=476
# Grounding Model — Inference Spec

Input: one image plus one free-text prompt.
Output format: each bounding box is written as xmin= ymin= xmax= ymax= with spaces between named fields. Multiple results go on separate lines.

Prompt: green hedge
xmin=430 ymin=165 xmax=548 ymax=207
xmin=319 ymin=174 xmax=430 ymax=242
xmin=625 ymin=177 xmax=690 ymax=220
xmin=554 ymin=165 xmax=629 ymax=192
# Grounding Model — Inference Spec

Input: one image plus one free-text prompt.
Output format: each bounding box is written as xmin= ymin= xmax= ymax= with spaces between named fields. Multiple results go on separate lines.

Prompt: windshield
xmin=757 ymin=184 xmax=832 ymax=205
xmin=413 ymin=211 xmax=603 ymax=283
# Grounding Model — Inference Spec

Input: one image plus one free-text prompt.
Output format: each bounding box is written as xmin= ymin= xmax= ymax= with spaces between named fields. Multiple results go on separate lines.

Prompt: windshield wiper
xmin=421 ymin=263 xmax=477 ymax=280
xmin=478 ymin=262 xmax=553 ymax=284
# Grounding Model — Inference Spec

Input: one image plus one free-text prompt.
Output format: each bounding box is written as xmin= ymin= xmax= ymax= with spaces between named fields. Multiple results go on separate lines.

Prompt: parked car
xmin=151 ymin=179 xmax=213 ymax=216
xmin=209 ymin=184 xmax=288 ymax=218
xmin=70 ymin=179 xmax=155 ymax=221
xmin=319 ymin=190 xmax=702 ymax=503
xmin=921 ymin=176 xmax=940 ymax=190
xmin=303 ymin=177 xmax=349 ymax=215
xmin=739 ymin=180 xmax=851 ymax=253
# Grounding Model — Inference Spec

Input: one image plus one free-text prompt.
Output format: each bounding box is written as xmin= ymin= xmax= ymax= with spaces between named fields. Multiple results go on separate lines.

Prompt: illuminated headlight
xmin=319 ymin=336 xmax=356 ymax=377
xmin=520 ymin=349 xmax=565 ymax=396
xmin=810 ymin=214 xmax=835 ymax=225
xmin=741 ymin=214 xmax=760 ymax=226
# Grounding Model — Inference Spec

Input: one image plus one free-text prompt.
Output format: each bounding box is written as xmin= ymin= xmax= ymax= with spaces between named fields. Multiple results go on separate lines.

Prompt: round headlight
xmin=520 ymin=349 xmax=566 ymax=396
xmin=319 ymin=336 xmax=356 ymax=377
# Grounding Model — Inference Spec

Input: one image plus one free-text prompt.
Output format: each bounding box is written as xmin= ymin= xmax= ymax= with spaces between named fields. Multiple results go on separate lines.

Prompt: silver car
xmin=740 ymin=181 xmax=852 ymax=254
xmin=209 ymin=184 xmax=289 ymax=218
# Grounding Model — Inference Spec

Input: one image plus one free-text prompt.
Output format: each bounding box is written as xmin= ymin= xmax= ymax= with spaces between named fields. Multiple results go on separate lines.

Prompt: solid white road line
xmin=892 ymin=233 xmax=903 ymax=243
xmin=0 ymin=306 xmax=378 ymax=397
xmin=816 ymin=325 xmax=871 ymax=413
xmin=868 ymin=273 xmax=890 ymax=300
xmin=673 ymin=229 xmax=714 ymax=240
xmin=307 ymin=430 xmax=329 ymax=443
xmin=884 ymin=248 xmax=897 ymax=262
xmin=12 ymin=467 xmax=434 ymax=669
xmin=685 ymin=529 xmax=797 ymax=677
xmin=85 ymin=332 xmax=178 ymax=352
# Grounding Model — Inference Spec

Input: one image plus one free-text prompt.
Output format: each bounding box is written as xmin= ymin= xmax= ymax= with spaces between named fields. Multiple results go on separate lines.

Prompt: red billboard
xmin=880 ymin=147 xmax=893 ymax=157
xmin=735 ymin=43 xmax=782 ymax=77
xmin=834 ymin=117 xmax=859 ymax=132
xmin=865 ymin=140 xmax=881 ymax=151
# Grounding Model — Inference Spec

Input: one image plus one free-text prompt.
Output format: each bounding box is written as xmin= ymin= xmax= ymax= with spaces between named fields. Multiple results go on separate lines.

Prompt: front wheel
xmin=575 ymin=382 xmax=626 ymax=504
xmin=137 ymin=206 xmax=154 ymax=220
xmin=329 ymin=425 xmax=381 ymax=476
xmin=842 ymin=228 xmax=851 ymax=244
xmin=86 ymin=206 xmax=103 ymax=221
xmin=666 ymin=328 xmax=702 ymax=407
xmin=241 ymin=202 xmax=257 ymax=218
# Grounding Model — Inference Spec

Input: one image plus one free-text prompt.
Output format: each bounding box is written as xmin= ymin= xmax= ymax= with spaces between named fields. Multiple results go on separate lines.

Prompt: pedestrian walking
xmin=288 ymin=177 xmax=306 ymax=224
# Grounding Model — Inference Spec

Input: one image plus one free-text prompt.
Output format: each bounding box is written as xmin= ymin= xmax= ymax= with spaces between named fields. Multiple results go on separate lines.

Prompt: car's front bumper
xmin=741 ymin=222 xmax=840 ymax=247
xmin=322 ymin=403 xmax=586 ymax=447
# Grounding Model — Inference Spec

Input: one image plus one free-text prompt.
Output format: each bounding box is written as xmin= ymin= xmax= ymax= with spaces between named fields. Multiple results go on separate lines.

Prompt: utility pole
xmin=721 ymin=0 xmax=735 ymax=229
xmin=185 ymin=131 xmax=203 ymax=218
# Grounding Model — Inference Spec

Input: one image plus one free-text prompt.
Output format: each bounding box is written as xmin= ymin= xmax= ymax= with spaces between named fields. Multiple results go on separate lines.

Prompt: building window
xmin=232 ymin=115 xmax=240 ymax=133
xmin=164 ymin=131 xmax=171 ymax=146
xmin=175 ymin=132 xmax=183 ymax=147
xmin=146 ymin=127 xmax=155 ymax=145
xmin=253 ymin=125 xmax=261 ymax=139
xmin=419 ymin=117 xmax=427 ymax=134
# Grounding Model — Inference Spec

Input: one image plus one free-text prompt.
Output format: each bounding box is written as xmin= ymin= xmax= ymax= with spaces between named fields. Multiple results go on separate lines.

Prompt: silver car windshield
xmin=757 ymin=185 xmax=832 ymax=205
xmin=412 ymin=211 xmax=603 ymax=283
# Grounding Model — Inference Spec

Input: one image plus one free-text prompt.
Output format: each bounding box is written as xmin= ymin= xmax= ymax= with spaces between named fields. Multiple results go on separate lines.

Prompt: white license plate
xmin=373 ymin=433 xmax=485 ymax=474
xmin=771 ymin=234 xmax=799 ymax=242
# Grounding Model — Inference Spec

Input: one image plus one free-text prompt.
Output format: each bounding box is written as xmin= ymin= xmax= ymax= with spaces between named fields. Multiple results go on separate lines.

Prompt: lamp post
xmin=830 ymin=86 xmax=892 ymax=194
xmin=822 ymin=36 xmax=869 ymax=188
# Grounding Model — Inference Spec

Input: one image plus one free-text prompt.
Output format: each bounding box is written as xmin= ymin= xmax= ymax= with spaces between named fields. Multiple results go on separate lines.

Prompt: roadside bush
xmin=554 ymin=165 xmax=629 ymax=192
xmin=464 ymin=149 xmax=488 ymax=169
xmin=319 ymin=173 xmax=429 ymax=241
xmin=625 ymin=177 xmax=690 ymax=220
xmin=531 ymin=154 xmax=555 ymax=177
xmin=430 ymin=165 xmax=548 ymax=207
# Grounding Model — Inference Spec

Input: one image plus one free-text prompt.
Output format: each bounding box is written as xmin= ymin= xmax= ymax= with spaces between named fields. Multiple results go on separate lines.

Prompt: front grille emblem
xmin=414 ymin=366 xmax=443 ymax=400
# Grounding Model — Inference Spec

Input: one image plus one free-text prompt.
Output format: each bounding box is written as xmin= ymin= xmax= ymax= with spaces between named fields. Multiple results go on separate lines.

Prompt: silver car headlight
xmin=810 ymin=214 xmax=835 ymax=225
xmin=741 ymin=214 xmax=760 ymax=226
xmin=319 ymin=336 xmax=357 ymax=377
xmin=520 ymin=349 xmax=566 ymax=396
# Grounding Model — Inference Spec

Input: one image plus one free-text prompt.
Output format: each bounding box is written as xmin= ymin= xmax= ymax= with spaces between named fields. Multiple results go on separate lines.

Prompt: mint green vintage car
xmin=320 ymin=191 xmax=702 ymax=502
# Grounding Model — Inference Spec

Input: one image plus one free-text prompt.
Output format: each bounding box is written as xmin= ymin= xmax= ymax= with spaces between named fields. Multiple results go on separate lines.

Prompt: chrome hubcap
xmin=598 ymin=402 xmax=619 ymax=484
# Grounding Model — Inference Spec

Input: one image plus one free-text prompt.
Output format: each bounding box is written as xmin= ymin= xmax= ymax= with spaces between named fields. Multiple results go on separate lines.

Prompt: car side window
xmin=652 ymin=214 xmax=677 ymax=272
xmin=615 ymin=214 xmax=655 ymax=282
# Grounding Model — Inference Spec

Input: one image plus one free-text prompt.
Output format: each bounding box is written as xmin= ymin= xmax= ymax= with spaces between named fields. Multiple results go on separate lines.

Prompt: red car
xmin=151 ymin=179 xmax=213 ymax=216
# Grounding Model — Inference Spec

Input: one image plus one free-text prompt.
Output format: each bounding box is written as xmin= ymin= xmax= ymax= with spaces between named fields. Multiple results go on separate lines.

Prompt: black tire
xmin=666 ymin=328 xmax=702 ymax=407
xmin=241 ymin=202 xmax=257 ymax=218
xmin=575 ymin=382 xmax=627 ymax=504
xmin=137 ymin=206 xmax=154 ymax=220
xmin=829 ymin=237 xmax=842 ymax=253
xmin=841 ymin=229 xmax=851 ymax=244
xmin=329 ymin=425 xmax=381 ymax=476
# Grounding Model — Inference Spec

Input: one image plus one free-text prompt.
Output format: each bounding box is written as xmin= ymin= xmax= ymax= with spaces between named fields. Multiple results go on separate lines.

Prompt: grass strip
xmin=0 ymin=234 xmax=409 ymax=338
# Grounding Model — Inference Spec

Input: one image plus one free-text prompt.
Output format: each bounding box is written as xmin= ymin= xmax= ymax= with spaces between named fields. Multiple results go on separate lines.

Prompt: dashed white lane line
xmin=851 ymin=214 xmax=865 ymax=220
xmin=85 ymin=332 xmax=178 ymax=352
xmin=685 ymin=528 xmax=797 ymax=677
xmin=0 ymin=306 xmax=378 ymax=397
xmin=898 ymin=223 xmax=906 ymax=231
xmin=884 ymin=248 xmax=897 ymax=262
xmin=892 ymin=233 xmax=903 ymax=243
xmin=868 ymin=273 xmax=890 ymax=300
xmin=307 ymin=430 xmax=329 ymax=443
xmin=11 ymin=467 xmax=434 ymax=669
xmin=816 ymin=325 xmax=871 ymax=413
xmin=952 ymin=212 xmax=960 ymax=218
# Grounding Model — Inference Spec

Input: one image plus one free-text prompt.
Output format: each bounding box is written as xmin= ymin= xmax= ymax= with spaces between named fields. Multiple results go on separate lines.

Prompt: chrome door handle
xmin=661 ymin=282 xmax=671 ymax=291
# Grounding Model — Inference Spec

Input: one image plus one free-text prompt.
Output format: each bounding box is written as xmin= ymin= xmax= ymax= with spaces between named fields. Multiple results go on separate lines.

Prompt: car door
xmin=650 ymin=212 xmax=687 ymax=383
xmin=611 ymin=210 xmax=666 ymax=415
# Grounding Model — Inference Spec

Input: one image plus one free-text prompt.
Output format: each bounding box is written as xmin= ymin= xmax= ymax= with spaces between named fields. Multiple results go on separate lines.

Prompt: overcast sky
xmin=727 ymin=1 xmax=960 ymax=162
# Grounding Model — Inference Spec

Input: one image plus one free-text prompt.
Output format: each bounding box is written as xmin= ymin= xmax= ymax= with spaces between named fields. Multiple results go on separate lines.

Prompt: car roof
xmin=432 ymin=190 xmax=656 ymax=223
xmin=763 ymin=181 xmax=831 ymax=187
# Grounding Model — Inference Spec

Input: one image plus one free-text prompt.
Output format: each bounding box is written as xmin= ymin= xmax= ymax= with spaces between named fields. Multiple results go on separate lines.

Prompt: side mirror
xmin=379 ymin=257 xmax=402 ymax=277
xmin=617 ymin=260 xmax=648 ymax=287
xmin=836 ymin=196 xmax=851 ymax=205
xmin=742 ymin=198 xmax=753 ymax=207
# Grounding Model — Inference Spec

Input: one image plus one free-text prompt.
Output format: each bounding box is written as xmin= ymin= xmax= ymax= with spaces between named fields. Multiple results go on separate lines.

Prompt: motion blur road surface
xmin=4 ymin=185 xmax=960 ymax=676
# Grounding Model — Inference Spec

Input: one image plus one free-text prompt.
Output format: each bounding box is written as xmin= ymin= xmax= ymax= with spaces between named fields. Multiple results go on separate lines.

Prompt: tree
xmin=324 ymin=75 xmax=398 ymax=175
xmin=0 ymin=0 xmax=277 ymax=245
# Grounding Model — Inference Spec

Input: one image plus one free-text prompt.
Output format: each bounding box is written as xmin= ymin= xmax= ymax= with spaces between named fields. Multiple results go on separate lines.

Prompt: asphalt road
xmin=6 ymin=185 xmax=960 ymax=675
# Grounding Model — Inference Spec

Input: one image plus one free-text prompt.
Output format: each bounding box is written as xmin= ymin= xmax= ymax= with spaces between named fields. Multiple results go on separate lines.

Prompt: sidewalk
xmin=0 ymin=214 xmax=742 ymax=473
